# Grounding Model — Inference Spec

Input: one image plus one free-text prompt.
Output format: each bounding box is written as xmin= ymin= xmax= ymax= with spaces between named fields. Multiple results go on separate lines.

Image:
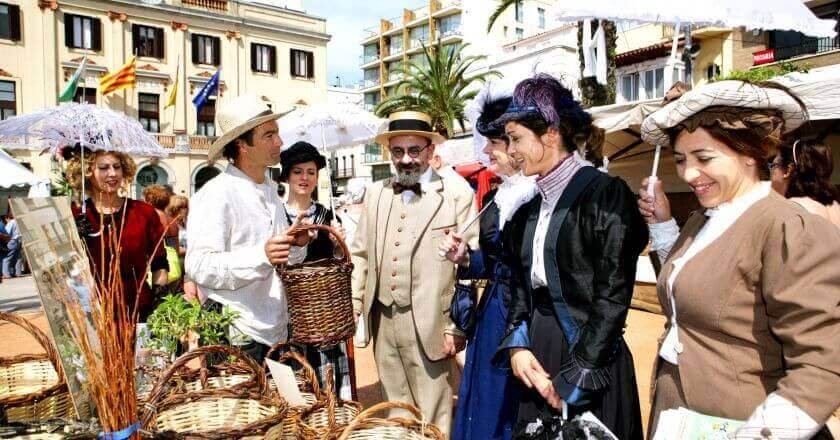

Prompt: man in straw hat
xmin=350 ymin=111 xmax=479 ymax=434
xmin=186 ymin=93 xmax=313 ymax=363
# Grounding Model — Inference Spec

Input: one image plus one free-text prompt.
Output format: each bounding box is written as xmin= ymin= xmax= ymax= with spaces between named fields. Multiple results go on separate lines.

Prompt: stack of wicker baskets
xmin=140 ymin=345 xmax=292 ymax=439
xmin=262 ymin=347 xmax=362 ymax=440
xmin=338 ymin=401 xmax=445 ymax=440
xmin=0 ymin=311 xmax=75 ymax=424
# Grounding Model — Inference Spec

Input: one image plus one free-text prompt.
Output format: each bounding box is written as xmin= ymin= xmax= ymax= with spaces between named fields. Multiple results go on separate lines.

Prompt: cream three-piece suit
xmin=350 ymin=170 xmax=478 ymax=435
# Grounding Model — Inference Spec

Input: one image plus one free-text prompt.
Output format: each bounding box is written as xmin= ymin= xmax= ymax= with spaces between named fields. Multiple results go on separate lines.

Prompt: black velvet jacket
xmin=500 ymin=167 xmax=648 ymax=379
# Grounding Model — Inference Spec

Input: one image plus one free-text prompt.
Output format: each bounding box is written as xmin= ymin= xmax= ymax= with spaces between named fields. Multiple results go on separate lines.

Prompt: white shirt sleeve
xmin=648 ymin=218 xmax=680 ymax=263
xmin=185 ymin=194 xmax=273 ymax=291
xmin=734 ymin=392 xmax=821 ymax=440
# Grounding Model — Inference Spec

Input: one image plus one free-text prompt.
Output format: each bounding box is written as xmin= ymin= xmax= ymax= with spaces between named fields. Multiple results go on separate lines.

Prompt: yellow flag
xmin=166 ymin=60 xmax=179 ymax=108
xmin=99 ymin=56 xmax=136 ymax=96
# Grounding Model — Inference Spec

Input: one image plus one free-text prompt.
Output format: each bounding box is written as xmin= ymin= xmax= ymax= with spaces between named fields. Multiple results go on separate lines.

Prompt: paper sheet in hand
xmin=265 ymin=358 xmax=307 ymax=406
xmin=653 ymin=407 xmax=743 ymax=440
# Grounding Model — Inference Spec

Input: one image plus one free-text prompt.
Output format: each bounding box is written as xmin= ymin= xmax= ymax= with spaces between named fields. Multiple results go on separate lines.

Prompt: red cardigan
xmin=72 ymin=199 xmax=168 ymax=321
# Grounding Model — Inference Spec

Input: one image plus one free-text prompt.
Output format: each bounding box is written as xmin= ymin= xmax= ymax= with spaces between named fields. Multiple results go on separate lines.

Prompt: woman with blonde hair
xmin=65 ymin=146 xmax=168 ymax=321
xmin=638 ymin=81 xmax=840 ymax=438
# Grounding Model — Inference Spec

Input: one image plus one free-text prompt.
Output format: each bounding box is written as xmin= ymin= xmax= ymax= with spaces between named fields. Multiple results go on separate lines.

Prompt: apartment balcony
xmin=360 ymin=79 xmax=382 ymax=92
xmin=408 ymin=38 xmax=430 ymax=53
xmin=181 ymin=0 xmax=227 ymax=12
xmin=363 ymin=143 xmax=389 ymax=164
xmin=772 ymin=36 xmax=839 ymax=63
xmin=384 ymin=47 xmax=404 ymax=61
xmin=363 ymin=103 xmax=378 ymax=112
xmin=432 ymin=0 xmax=463 ymax=17
xmin=331 ymin=167 xmax=356 ymax=179
xmin=439 ymin=28 xmax=463 ymax=41
xmin=360 ymin=54 xmax=381 ymax=67
xmin=155 ymin=134 xmax=216 ymax=153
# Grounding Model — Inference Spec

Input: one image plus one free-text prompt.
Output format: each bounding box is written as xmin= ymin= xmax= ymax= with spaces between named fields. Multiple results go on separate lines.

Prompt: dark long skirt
xmin=516 ymin=306 xmax=644 ymax=440
xmin=452 ymin=282 xmax=520 ymax=440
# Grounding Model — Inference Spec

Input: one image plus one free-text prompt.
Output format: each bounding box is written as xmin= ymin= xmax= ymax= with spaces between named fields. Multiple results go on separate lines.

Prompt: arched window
xmin=135 ymin=165 xmax=169 ymax=199
xmin=192 ymin=165 xmax=221 ymax=194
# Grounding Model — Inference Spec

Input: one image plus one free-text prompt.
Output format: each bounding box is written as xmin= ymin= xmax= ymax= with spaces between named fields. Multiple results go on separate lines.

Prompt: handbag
xmin=449 ymin=281 xmax=477 ymax=334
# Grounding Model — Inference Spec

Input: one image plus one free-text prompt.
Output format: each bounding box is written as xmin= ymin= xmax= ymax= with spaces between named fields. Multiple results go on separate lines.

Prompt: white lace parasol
xmin=0 ymin=103 xmax=168 ymax=157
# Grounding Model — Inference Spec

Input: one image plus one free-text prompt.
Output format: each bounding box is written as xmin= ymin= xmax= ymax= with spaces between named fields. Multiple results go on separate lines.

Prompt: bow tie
xmin=393 ymin=182 xmax=422 ymax=195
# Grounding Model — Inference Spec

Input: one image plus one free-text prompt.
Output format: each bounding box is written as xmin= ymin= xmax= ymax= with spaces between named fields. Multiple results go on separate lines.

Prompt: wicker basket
xmin=263 ymin=344 xmax=322 ymax=407
xmin=278 ymin=224 xmax=355 ymax=347
xmin=0 ymin=311 xmax=75 ymax=423
xmin=139 ymin=345 xmax=263 ymax=404
xmin=338 ymin=401 xmax=445 ymax=440
xmin=141 ymin=345 xmax=290 ymax=439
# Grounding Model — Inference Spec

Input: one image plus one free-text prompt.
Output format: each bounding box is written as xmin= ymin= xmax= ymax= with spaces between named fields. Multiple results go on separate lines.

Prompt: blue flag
xmin=192 ymin=69 xmax=220 ymax=109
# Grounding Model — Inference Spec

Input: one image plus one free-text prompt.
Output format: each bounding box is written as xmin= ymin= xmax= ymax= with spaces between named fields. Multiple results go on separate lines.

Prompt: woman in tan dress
xmin=770 ymin=140 xmax=840 ymax=228
xmin=637 ymin=81 xmax=840 ymax=439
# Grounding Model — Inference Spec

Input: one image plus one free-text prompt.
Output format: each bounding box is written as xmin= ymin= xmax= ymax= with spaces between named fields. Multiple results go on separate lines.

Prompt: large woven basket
xmin=0 ymin=311 xmax=75 ymax=423
xmin=141 ymin=345 xmax=290 ymax=439
xmin=338 ymin=401 xmax=445 ymax=440
xmin=138 ymin=345 xmax=263 ymax=403
xmin=278 ymin=224 xmax=355 ymax=347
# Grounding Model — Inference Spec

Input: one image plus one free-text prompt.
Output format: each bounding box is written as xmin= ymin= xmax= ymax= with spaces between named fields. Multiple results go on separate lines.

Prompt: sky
xmin=304 ymin=0 xmax=428 ymax=88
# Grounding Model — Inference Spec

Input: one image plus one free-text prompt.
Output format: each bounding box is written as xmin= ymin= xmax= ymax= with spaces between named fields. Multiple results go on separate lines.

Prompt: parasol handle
xmin=647 ymin=145 xmax=662 ymax=196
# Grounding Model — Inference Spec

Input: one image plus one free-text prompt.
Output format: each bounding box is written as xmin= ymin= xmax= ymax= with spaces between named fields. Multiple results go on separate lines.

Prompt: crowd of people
xmin=48 ymin=74 xmax=839 ymax=439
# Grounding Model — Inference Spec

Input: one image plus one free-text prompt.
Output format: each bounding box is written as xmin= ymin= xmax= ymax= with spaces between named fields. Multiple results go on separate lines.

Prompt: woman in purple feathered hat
xmin=491 ymin=74 xmax=647 ymax=439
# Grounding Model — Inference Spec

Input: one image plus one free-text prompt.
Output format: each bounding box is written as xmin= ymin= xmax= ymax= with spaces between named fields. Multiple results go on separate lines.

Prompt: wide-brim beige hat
xmin=209 ymin=93 xmax=293 ymax=161
xmin=641 ymin=80 xmax=807 ymax=147
xmin=374 ymin=111 xmax=447 ymax=146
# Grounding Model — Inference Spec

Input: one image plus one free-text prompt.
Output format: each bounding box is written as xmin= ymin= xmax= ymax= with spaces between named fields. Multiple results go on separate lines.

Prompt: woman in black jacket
xmin=492 ymin=75 xmax=648 ymax=439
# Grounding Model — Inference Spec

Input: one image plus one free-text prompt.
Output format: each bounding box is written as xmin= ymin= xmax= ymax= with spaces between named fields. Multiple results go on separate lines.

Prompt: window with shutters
xmin=0 ymin=3 xmax=21 ymax=41
xmin=290 ymin=49 xmax=314 ymax=79
xmin=192 ymin=34 xmax=220 ymax=66
xmin=65 ymin=14 xmax=101 ymax=51
xmin=133 ymin=24 xmax=164 ymax=59
xmin=73 ymin=87 xmax=97 ymax=105
xmin=0 ymin=80 xmax=16 ymax=121
xmin=251 ymin=43 xmax=276 ymax=74
xmin=138 ymin=93 xmax=160 ymax=133
xmin=197 ymin=97 xmax=216 ymax=136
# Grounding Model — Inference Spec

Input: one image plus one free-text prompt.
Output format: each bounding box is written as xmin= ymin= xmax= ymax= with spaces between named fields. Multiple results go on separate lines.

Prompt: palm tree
xmin=486 ymin=1 xmax=617 ymax=107
xmin=375 ymin=41 xmax=501 ymax=138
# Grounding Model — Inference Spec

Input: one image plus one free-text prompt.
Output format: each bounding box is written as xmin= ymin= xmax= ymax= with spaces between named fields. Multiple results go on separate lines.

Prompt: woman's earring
xmin=747 ymin=159 xmax=755 ymax=166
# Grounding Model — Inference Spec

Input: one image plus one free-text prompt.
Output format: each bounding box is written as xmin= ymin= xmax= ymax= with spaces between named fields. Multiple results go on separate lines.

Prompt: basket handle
xmin=285 ymin=223 xmax=352 ymax=265
xmin=263 ymin=343 xmax=322 ymax=398
xmin=337 ymin=401 xmax=427 ymax=440
xmin=0 ymin=311 xmax=63 ymax=378
xmin=141 ymin=344 xmax=267 ymax=424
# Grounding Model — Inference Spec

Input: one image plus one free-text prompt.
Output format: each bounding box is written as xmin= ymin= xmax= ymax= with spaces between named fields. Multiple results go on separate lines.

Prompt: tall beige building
xmin=1 ymin=0 xmax=329 ymax=200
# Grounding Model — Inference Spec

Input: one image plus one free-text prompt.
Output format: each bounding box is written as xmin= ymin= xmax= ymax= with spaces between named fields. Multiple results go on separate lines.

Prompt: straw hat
xmin=374 ymin=111 xmax=446 ymax=146
xmin=641 ymin=80 xmax=807 ymax=147
xmin=209 ymin=93 xmax=293 ymax=161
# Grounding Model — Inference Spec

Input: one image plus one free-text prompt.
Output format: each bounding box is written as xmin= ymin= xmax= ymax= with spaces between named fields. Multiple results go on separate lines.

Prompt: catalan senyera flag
xmin=99 ymin=56 xmax=136 ymax=96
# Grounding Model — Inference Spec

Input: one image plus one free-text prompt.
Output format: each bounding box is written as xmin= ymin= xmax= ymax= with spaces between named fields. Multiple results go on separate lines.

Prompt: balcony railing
xmin=439 ymin=28 xmax=462 ymax=38
xmin=389 ymin=45 xmax=404 ymax=56
xmin=772 ymin=36 xmax=840 ymax=62
xmin=154 ymin=134 xmax=216 ymax=152
xmin=388 ymin=70 xmax=404 ymax=82
xmin=362 ymin=79 xmax=381 ymax=88
xmin=332 ymin=167 xmax=355 ymax=179
xmin=360 ymin=54 xmax=381 ymax=66
xmin=182 ymin=0 xmax=227 ymax=12
xmin=409 ymin=38 xmax=429 ymax=49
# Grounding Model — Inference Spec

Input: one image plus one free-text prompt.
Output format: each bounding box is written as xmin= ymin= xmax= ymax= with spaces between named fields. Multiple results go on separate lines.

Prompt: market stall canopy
xmin=552 ymin=0 xmax=837 ymax=38
xmin=590 ymin=98 xmax=662 ymax=161
xmin=0 ymin=148 xmax=49 ymax=196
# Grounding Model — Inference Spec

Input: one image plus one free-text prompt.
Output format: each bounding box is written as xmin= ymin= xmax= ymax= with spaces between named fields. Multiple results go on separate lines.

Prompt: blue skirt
xmin=452 ymin=282 xmax=520 ymax=440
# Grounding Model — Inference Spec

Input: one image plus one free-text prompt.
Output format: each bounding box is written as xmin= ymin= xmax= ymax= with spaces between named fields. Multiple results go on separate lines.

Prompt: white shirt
xmin=401 ymin=167 xmax=434 ymax=204
xmin=186 ymin=164 xmax=302 ymax=346
xmin=648 ymin=182 xmax=819 ymax=439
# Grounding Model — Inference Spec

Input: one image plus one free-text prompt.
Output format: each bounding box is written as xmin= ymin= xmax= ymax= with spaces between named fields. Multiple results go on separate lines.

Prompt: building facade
xmin=1 ymin=0 xmax=329 ymax=199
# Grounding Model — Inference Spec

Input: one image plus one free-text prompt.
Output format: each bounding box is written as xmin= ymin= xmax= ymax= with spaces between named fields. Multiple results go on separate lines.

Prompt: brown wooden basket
xmin=140 ymin=345 xmax=290 ymax=439
xmin=338 ymin=401 xmax=445 ymax=440
xmin=0 ymin=311 xmax=75 ymax=423
xmin=278 ymin=224 xmax=355 ymax=347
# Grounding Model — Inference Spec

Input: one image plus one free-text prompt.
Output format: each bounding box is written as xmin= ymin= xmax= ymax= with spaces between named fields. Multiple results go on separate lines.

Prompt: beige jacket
xmin=350 ymin=171 xmax=479 ymax=361
xmin=653 ymin=191 xmax=840 ymax=424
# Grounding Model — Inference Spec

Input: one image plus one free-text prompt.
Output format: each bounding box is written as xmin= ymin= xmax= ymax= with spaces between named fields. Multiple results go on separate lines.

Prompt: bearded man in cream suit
xmin=350 ymin=111 xmax=479 ymax=435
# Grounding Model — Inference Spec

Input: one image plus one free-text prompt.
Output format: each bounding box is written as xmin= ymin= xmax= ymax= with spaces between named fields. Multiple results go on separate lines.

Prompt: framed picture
xmin=10 ymin=197 xmax=98 ymax=418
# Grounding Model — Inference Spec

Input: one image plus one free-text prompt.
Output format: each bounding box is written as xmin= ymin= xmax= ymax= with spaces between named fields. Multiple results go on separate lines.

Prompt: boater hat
xmin=209 ymin=93 xmax=293 ymax=161
xmin=374 ymin=111 xmax=446 ymax=146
